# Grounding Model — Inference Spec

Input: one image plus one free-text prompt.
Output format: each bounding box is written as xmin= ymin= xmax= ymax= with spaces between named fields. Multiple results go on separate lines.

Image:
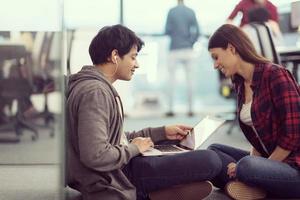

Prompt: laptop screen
xmin=180 ymin=116 xmax=225 ymax=150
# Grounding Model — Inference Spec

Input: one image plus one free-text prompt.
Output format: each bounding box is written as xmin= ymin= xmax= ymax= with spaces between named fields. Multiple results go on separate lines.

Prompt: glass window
xmin=0 ymin=0 xmax=61 ymax=31
xmin=0 ymin=0 xmax=63 ymax=198
xmin=124 ymin=0 xmax=175 ymax=34
xmin=64 ymin=0 xmax=119 ymax=29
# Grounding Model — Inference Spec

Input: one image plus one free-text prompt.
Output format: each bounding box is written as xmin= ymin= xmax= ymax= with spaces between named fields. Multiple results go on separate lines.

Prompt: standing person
xmin=165 ymin=0 xmax=200 ymax=117
xmin=207 ymin=24 xmax=300 ymax=199
xmin=227 ymin=0 xmax=279 ymax=27
xmin=66 ymin=24 xmax=222 ymax=200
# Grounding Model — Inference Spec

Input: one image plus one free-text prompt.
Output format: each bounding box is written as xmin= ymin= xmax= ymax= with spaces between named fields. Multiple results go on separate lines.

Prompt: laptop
xmin=142 ymin=116 xmax=225 ymax=156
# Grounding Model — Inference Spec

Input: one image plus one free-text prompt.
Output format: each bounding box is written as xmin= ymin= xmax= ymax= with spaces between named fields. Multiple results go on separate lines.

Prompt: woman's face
xmin=209 ymin=45 xmax=238 ymax=77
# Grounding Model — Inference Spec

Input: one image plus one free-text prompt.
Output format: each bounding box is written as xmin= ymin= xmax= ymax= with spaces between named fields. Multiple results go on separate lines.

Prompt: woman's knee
xmin=236 ymin=156 xmax=261 ymax=182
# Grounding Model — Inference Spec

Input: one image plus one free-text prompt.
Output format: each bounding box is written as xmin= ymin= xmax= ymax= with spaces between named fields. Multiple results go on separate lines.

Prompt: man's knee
xmin=207 ymin=143 xmax=224 ymax=152
xmin=192 ymin=150 xmax=222 ymax=178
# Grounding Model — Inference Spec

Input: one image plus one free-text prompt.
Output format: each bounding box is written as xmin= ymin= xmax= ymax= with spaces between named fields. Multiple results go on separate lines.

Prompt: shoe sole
xmin=149 ymin=181 xmax=213 ymax=200
xmin=225 ymin=181 xmax=266 ymax=200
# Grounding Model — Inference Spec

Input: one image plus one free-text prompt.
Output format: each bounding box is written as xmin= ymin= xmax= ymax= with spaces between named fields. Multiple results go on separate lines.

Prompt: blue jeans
xmin=123 ymin=149 xmax=222 ymax=200
xmin=208 ymin=143 xmax=300 ymax=199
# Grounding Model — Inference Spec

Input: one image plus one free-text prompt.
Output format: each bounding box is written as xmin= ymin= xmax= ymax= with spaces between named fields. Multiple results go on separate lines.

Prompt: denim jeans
xmin=208 ymin=143 xmax=300 ymax=199
xmin=123 ymin=149 xmax=222 ymax=200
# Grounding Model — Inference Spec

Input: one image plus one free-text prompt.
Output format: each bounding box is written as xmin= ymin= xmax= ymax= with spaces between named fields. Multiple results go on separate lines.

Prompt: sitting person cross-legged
xmin=207 ymin=24 xmax=300 ymax=200
xmin=66 ymin=24 xmax=222 ymax=200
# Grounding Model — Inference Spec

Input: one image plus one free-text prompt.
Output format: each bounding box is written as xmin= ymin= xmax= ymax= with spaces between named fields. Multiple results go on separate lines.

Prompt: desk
xmin=277 ymin=46 xmax=300 ymax=82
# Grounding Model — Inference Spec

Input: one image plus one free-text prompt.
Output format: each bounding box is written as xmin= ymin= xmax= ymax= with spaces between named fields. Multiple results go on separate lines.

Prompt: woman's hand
xmin=227 ymin=162 xmax=237 ymax=179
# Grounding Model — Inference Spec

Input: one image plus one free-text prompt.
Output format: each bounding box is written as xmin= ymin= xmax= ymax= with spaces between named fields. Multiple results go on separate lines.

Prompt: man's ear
xmin=227 ymin=43 xmax=236 ymax=54
xmin=111 ymin=49 xmax=118 ymax=64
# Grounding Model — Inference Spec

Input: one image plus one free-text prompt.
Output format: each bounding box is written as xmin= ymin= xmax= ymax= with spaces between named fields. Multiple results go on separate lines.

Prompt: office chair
xmin=242 ymin=22 xmax=281 ymax=64
xmin=0 ymin=78 xmax=38 ymax=141
xmin=0 ymin=42 xmax=39 ymax=141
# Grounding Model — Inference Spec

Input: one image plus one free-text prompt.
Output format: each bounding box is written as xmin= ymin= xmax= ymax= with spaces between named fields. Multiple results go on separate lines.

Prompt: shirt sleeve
xmin=270 ymin=68 xmax=300 ymax=151
xmin=228 ymin=1 xmax=243 ymax=20
xmin=189 ymin=11 xmax=200 ymax=44
xmin=77 ymin=89 xmax=140 ymax=172
xmin=165 ymin=11 xmax=173 ymax=35
xmin=268 ymin=3 xmax=279 ymax=22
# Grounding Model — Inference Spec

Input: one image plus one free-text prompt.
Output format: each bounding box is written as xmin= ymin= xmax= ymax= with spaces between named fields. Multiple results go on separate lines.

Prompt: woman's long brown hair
xmin=208 ymin=24 xmax=270 ymax=64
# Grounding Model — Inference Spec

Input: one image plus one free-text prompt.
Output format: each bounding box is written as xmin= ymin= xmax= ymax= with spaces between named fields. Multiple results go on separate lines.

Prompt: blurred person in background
xmin=165 ymin=0 xmax=200 ymax=117
xmin=227 ymin=0 xmax=279 ymax=28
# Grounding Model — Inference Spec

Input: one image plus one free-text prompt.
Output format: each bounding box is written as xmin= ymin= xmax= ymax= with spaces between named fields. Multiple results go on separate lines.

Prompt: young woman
xmin=207 ymin=24 xmax=300 ymax=199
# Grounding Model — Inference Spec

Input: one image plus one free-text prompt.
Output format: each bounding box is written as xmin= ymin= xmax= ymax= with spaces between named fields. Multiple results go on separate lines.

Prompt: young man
xmin=66 ymin=24 xmax=221 ymax=200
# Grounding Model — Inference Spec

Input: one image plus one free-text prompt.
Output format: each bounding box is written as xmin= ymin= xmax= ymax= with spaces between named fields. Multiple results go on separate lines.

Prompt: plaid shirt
xmin=233 ymin=63 xmax=300 ymax=168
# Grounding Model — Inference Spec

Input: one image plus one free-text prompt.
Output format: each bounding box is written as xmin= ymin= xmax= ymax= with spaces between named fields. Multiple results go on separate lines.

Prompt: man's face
xmin=115 ymin=45 xmax=139 ymax=81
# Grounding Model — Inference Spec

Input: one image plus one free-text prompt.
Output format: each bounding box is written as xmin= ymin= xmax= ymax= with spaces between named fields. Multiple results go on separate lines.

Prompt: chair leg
xmin=40 ymin=93 xmax=55 ymax=137
xmin=44 ymin=110 xmax=55 ymax=126
xmin=227 ymin=121 xmax=236 ymax=135
xmin=17 ymin=118 xmax=39 ymax=141
xmin=0 ymin=115 xmax=38 ymax=141
xmin=0 ymin=122 xmax=14 ymax=132
xmin=0 ymin=121 xmax=21 ymax=143
xmin=227 ymin=112 xmax=238 ymax=135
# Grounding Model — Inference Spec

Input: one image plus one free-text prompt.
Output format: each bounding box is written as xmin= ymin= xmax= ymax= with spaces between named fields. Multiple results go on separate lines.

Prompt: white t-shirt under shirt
xmin=240 ymin=101 xmax=253 ymax=126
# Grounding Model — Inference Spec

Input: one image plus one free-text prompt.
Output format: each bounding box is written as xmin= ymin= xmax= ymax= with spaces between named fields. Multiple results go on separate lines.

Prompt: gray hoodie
xmin=66 ymin=65 xmax=166 ymax=200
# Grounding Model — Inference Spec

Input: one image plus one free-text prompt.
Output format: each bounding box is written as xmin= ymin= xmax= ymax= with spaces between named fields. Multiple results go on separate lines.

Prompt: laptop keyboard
xmin=154 ymin=145 xmax=182 ymax=152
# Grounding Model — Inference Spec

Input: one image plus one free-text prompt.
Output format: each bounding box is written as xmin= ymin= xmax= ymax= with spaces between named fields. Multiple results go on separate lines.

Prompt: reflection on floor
xmin=0 ymin=165 xmax=61 ymax=200
xmin=0 ymin=120 xmax=60 ymax=164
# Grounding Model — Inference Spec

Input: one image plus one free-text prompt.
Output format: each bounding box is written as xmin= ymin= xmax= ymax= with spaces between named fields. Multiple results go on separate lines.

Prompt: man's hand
xmin=227 ymin=162 xmax=237 ymax=179
xmin=165 ymin=125 xmax=193 ymax=141
xmin=131 ymin=137 xmax=154 ymax=153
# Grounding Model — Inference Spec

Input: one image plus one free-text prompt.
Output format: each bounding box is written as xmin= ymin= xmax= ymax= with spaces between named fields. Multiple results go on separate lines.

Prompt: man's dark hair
xmin=89 ymin=24 xmax=144 ymax=65
xmin=248 ymin=7 xmax=270 ymax=23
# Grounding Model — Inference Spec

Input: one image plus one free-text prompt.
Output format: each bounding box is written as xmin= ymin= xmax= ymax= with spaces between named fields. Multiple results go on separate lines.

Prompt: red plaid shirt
xmin=233 ymin=63 xmax=300 ymax=168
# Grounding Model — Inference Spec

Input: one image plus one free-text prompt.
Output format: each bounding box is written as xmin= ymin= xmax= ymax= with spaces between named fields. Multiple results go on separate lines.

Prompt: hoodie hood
xmin=67 ymin=65 xmax=119 ymax=98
